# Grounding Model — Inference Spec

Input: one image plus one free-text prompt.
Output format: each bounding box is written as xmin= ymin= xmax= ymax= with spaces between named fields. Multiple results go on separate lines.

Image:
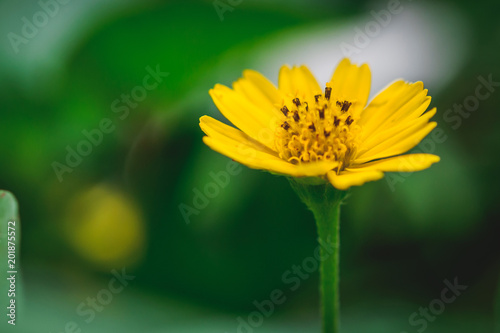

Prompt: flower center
xmin=275 ymin=86 xmax=361 ymax=172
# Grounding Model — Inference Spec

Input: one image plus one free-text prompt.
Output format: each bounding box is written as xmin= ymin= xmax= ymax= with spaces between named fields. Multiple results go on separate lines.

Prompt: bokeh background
xmin=0 ymin=0 xmax=499 ymax=332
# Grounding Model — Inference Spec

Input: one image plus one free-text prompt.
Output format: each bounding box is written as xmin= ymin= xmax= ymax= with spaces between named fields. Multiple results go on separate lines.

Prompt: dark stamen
xmin=318 ymin=107 xmax=325 ymax=119
xmin=308 ymin=123 xmax=316 ymax=132
xmin=333 ymin=116 xmax=340 ymax=127
xmin=314 ymin=94 xmax=321 ymax=102
xmin=293 ymin=112 xmax=300 ymax=122
xmin=304 ymin=102 xmax=308 ymax=111
xmin=325 ymin=87 xmax=332 ymax=100
xmin=324 ymin=130 xmax=331 ymax=138
xmin=345 ymin=115 xmax=353 ymax=125
xmin=293 ymin=98 xmax=301 ymax=106
xmin=281 ymin=105 xmax=289 ymax=116
xmin=337 ymin=100 xmax=352 ymax=112
xmin=342 ymin=102 xmax=352 ymax=112
xmin=281 ymin=121 xmax=290 ymax=130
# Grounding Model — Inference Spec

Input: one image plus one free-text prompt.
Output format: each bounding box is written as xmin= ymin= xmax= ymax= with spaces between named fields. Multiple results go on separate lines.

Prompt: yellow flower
xmin=200 ymin=58 xmax=440 ymax=190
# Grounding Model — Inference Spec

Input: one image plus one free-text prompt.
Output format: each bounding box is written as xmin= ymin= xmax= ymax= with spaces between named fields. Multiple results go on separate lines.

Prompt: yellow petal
xmin=348 ymin=154 xmax=440 ymax=172
xmin=233 ymin=70 xmax=285 ymax=119
xmin=204 ymin=137 xmax=337 ymax=177
xmin=328 ymin=58 xmax=371 ymax=116
xmin=327 ymin=169 xmax=384 ymax=190
xmin=354 ymin=122 xmax=437 ymax=164
xmin=209 ymin=84 xmax=281 ymax=150
xmin=359 ymin=80 xmax=429 ymax=138
xmin=200 ymin=115 xmax=276 ymax=155
xmin=278 ymin=65 xmax=322 ymax=99
xmin=359 ymin=80 xmax=412 ymax=124
xmin=357 ymin=108 xmax=436 ymax=155
xmin=242 ymin=69 xmax=282 ymax=104
xmin=292 ymin=160 xmax=339 ymax=177
xmin=200 ymin=116 xmax=338 ymax=177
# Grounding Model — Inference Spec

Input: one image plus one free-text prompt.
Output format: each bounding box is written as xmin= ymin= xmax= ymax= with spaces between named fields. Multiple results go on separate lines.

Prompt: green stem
xmin=289 ymin=179 xmax=346 ymax=333
xmin=314 ymin=199 xmax=340 ymax=333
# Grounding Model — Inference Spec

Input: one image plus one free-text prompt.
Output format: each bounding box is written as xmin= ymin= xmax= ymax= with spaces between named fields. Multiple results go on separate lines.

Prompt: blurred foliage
xmin=0 ymin=191 xmax=23 ymax=332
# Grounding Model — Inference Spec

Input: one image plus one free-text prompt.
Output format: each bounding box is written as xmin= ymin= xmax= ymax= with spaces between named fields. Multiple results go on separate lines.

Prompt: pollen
xmin=275 ymin=86 xmax=361 ymax=171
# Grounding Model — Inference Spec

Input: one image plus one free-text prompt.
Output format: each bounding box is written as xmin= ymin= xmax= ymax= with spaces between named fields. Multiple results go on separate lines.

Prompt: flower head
xmin=200 ymin=58 xmax=440 ymax=190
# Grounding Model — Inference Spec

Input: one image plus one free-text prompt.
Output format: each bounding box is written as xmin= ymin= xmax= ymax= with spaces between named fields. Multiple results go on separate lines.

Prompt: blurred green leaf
xmin=0 ymin=190 xmax=22 ymax=332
